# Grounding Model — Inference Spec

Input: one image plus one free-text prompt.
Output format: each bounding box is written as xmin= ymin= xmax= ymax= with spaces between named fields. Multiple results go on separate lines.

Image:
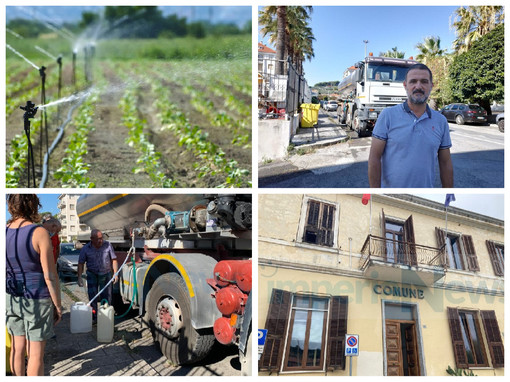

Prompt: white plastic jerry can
xmin=97 ymin=301 xmax=115 ymax=343
xmin=70 ymin=302 xmax=92 ymax=333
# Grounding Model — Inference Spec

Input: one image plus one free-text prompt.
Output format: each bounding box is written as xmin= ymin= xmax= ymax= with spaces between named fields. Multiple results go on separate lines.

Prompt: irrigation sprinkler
xmin=72 ymin=50 xmax=77 ymax=86
xmin=20 ymin=101 xmax=38 ymax=188
xmin=38 ymin=66 xmax=49 ymax=167
xmin=57 ymin=55 xmax=63 ymax=121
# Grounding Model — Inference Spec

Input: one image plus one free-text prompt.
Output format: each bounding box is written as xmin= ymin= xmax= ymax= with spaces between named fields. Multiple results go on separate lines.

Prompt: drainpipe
xmin=349 ymin=237 xmax=353 ymax=268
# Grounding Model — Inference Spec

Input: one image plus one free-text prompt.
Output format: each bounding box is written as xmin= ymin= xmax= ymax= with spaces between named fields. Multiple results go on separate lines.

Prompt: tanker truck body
xmin=337 ymin=56 xmax=419 ymax=137
xmin=76 ymin=194 xmax=252 ymax=374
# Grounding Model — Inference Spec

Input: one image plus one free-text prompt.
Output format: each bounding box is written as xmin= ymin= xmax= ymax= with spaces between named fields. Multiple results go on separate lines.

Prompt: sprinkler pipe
xmin=20 ymin=101 xmax=38 ymax=188
xmin=57 ymin=55 xmax=62 ymax=121
xmin=38 ymin=66 xmax=49 ymax=167
xmin=72 ymin=50 xmax=77 ymax=86
xmin=39 ymin=96 xmax=85 ymax=188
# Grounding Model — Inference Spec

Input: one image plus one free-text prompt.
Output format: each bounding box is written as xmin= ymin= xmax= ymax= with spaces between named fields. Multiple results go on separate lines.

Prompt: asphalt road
xmin=259 ymin=111 xmax=504 ymax=188
xmin=41 ymin=274 xmax=242 ymax=376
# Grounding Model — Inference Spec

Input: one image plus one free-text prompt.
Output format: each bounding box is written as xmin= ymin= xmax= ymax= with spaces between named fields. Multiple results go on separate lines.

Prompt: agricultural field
xmin=6 ymin=35 xmax=252 ymax=188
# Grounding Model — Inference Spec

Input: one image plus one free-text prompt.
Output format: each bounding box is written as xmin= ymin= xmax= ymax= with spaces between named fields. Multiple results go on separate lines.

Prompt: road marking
xmin=450 ymin=131 xmax=504 ymax=146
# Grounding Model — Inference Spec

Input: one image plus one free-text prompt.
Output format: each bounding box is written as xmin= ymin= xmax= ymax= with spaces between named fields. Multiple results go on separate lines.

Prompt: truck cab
xmin=338 ymin=56 xmax=418 ymax=137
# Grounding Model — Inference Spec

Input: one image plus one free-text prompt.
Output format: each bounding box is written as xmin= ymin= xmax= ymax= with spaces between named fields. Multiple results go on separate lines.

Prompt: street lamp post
xmin=363 ymin=40 xmax=369 ymax=58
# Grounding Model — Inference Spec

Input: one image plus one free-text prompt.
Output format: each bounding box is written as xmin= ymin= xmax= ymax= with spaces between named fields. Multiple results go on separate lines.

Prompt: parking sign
xmin=258 ymin=329 xmax=268 ymax=360
xmin=345 ymin=334 xmax=359 ymax=356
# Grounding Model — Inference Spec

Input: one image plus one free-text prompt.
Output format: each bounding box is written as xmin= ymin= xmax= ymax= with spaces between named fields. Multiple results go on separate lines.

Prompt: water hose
xmin=115 ymin=254 xmax=138 ymax=320
xmin=87 ymin=234 xmax=135 ymax=307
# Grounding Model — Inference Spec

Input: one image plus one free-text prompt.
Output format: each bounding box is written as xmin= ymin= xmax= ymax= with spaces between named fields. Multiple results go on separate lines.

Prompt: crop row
xmin=183 ymin=85 xmax=250 ymax=146
xmin=53 ymin=93 xmax=98 ymax=188
xmin=5 ymin=117 xmax=42 ymax=188
xmin=118 ymin=84 xmax=176 ymax=188
xmin=150 ymin=78 xmax=250 ymax=187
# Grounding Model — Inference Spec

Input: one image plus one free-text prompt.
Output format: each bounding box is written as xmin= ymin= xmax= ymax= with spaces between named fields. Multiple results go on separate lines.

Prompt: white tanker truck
xmin=337 ymin=55 xmax=419 ymax=137
xmin=76 ymin=194 xmax=252 ymax=374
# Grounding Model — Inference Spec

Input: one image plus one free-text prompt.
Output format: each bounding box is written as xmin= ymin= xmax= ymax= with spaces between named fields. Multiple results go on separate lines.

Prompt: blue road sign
xmin=258 ymin=329 xmax=268 ymax=346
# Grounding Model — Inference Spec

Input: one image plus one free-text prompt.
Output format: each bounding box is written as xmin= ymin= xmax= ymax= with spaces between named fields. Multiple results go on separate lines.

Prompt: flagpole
xmin=369 ymin=197 xmax=372 ymax=235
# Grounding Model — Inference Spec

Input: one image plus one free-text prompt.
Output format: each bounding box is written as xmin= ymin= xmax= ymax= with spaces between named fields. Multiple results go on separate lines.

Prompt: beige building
xmin=258 ymin=194 xmax=504 ymax=376
xmin=57 ymin=194 xmax=90 ymax=242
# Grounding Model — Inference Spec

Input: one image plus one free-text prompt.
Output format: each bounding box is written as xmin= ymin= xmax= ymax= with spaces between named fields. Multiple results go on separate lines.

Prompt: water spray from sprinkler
xmin=20 ymin=101 xmax=38 ymax=188
xmin=6 ymin=28 xmax=24 ymax=39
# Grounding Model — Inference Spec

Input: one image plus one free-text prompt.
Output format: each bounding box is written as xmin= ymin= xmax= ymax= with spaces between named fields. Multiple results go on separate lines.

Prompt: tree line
xmin=259 ymin=6 xmax=504 ymax=112
xmin=8 ymin=6 xmax=251 ymax=40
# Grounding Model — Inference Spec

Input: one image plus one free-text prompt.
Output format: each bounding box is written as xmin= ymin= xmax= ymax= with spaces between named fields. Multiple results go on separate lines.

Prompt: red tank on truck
xmin=76 ymin=194 xmax=252 ymax=374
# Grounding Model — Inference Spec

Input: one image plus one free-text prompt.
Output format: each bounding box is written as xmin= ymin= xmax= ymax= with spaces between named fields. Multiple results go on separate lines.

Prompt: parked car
xmin=57 ymin=243 xmax=80 ymax=277
xmin=496 ymin=113 xmax=504 ymax=132
xmin=440 ymin=103 xmax=487 ymax=125
xmin=324 ymin=100 xmax=338 ymax=112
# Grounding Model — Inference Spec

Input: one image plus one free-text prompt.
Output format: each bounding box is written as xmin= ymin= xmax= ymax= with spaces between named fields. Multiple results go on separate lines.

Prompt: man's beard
xmin=409 ymin=90 xmax=428 ymax=105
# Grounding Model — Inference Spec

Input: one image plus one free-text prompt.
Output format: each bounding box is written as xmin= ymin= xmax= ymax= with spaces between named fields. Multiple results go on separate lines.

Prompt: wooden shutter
xmin=480 ymin=310 xmax=504 ymax=368
xmin=260 ymin=289 xmax=291 ymax=371
xmin=303 ymin=200 xmax=320 ymax=244
xmin=319 ymin=203 xmax=335 ymax=247
xmin=404 ymin=215 xmax=417 ymax=266
xmin=486 ymin=241 xmax=504 ymax=276
xmin=326 ymin=296 xmax=348 ymax=370
xmin=447 ymin=307 xmax=469 ymax=369
xmin=435 ymin=228 xmax=446 ymax=267
xmin=462 ymin=235 xmax=479 ymax=271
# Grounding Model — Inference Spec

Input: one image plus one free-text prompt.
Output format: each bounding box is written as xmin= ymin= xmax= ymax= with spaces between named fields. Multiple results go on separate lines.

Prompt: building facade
xmin=258 ymin=194 xmax=504 ymax=376
xmin=57 ymin=194 xmax=90 ymax=242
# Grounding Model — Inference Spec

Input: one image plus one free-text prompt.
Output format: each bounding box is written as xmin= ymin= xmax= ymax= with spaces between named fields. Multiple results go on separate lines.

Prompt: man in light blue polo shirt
xmin=368 ymin=63 xmax=453 ymax=188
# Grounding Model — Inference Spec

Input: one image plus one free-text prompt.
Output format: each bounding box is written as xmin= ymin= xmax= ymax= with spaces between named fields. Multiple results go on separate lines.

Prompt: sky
xmin=6 ymin=194 xmax=60 ymax=221
xmin=417 ymin=194 xmax=504 ymax=220
xmin=259 ymin=6 xmax=459 ymax=86
xmin=6 ymin=5 xmax=252 ymax=27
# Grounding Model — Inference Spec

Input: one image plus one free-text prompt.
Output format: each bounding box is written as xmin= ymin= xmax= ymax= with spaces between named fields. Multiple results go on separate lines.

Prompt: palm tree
xmin=450 ymin=6 xmax=504 ymax=53
xmin=415 ymin=36 xmax=447 ymax=64
xmin=259 ymin=6 xmax=314 ymax=75
xmin=380 ymin=47 xmax=405 ymax=58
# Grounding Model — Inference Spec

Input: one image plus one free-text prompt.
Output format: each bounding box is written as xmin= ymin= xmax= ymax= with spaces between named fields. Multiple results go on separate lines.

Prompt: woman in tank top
xmin=6 ymin=194 xmax=62 ymax=376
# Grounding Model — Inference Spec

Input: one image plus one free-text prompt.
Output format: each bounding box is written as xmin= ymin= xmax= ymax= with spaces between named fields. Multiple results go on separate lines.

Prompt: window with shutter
xmin=435 ymin=229 xmax=479 ymax=272
xmin=480 ymin=310 xmax=504 ymax=368
xmin=260 ymin=289 xmax=292 ymax=371
xmin=302 ymin=199 xmax=337 ymax=247
xmin=486 ymin=240 xmax=504 ymax=276
xmin=447 ymin=308 xmax=503 ymax=369
xmin=260 ymin=289 xmax=348 ymax=373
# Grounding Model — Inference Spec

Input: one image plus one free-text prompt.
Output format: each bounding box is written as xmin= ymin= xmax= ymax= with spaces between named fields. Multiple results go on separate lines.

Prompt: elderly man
xmin=77 ymin=229 xmax=118 ymax=320
xmin=368 ymin=63 xmax=454 ymax=188
xmin=41 ymin=217 xmax=61 ymax=264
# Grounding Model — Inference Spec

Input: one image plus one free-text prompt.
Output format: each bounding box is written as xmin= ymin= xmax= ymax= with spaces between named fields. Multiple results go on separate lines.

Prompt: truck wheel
xmin=353 ymin=110 xmax=362 ymax=135
xmin=240 ymin=330 xmax=252 ymax=376
xmin=346 ymin=111 xmax=353 ymax=130
xmin=498 ymin=119 xmax=504 ymax=132
xmin=147 ymin=273 xmax=215 ymax=365
xmin=455 ymin=115 xmax=465 ymax=125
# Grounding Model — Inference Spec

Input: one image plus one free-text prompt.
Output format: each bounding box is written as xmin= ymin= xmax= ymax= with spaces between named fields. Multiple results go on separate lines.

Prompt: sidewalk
xmin=290 ymin=111 xmax=349 ymax=149
xmin=42 ymin=280 xmax=239 ymax=376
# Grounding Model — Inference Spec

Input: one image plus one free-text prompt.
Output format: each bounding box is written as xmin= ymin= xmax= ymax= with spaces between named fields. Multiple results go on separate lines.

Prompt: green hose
xmin=115 ymin=254 xmax=138 ymax=319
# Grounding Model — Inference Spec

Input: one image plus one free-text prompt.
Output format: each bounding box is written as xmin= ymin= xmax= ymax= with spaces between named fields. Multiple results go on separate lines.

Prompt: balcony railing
xmin=360 ymin=234 xmax=445 ymax=271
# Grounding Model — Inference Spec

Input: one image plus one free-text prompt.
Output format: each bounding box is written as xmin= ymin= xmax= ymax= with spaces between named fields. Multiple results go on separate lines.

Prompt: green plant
xmin=446 ymin=365 xmax=476 ymax=376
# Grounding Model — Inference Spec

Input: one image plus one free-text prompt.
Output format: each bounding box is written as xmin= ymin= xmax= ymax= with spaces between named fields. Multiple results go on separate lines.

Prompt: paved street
xmin=41 ymin=276 xmax=241 ymax=376
xmin=258 ymin=109 xmax=504 ymax=188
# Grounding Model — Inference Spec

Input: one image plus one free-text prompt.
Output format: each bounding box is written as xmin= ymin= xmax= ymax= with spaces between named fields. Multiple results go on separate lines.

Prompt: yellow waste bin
xmin=300 ymin=103 xmax=320 ymax=127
